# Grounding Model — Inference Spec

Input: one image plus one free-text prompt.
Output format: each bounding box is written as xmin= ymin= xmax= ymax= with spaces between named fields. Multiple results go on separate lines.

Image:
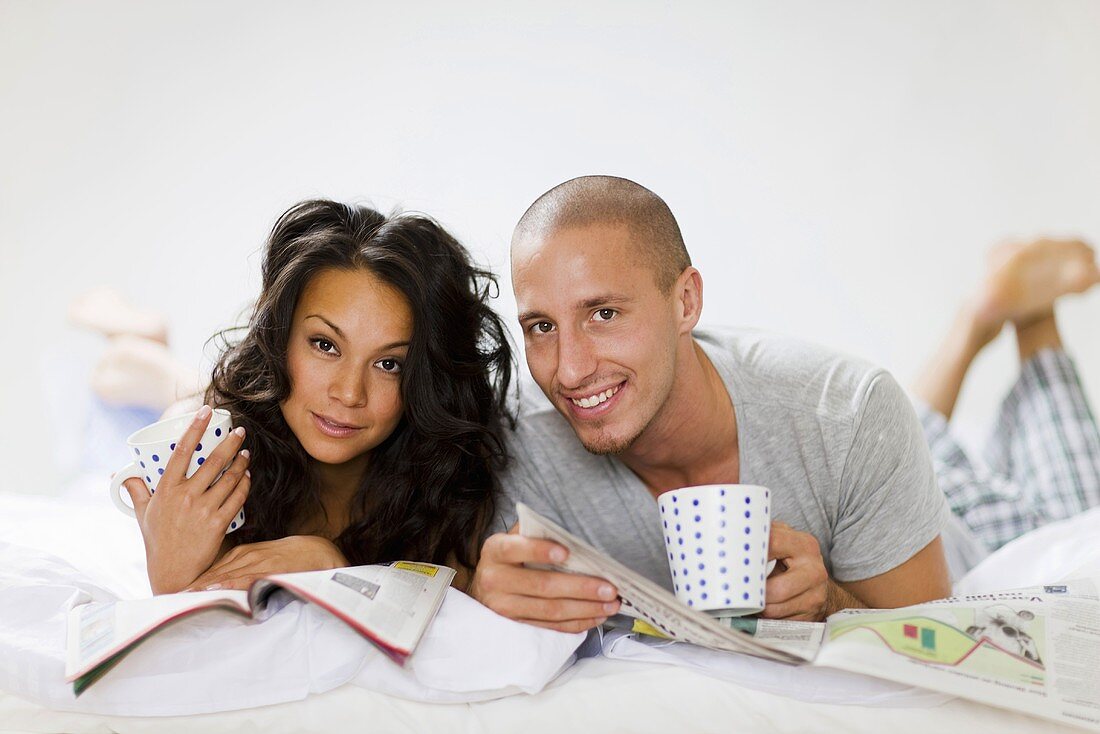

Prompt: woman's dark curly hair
xmin=205 ymin=200 xmax=514 ymax=571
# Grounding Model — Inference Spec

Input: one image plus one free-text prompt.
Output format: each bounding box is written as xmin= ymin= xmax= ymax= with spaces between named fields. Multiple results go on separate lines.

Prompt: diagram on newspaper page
xmin=826 ymin=603 xmax=1045 ymax=689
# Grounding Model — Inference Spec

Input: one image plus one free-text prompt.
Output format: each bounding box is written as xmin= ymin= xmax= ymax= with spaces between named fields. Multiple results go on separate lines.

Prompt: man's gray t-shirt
xmin=493 ymin=327 xmax=948 ymax=591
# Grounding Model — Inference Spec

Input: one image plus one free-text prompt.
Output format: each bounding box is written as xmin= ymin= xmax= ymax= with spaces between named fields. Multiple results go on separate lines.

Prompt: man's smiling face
xmin=512 ymin=221 xmax=682 ymax=455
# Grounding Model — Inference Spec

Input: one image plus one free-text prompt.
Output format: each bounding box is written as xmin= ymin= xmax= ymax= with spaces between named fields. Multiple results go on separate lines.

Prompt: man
xmin=470 ymin=175 xmax=952 ymax=632
xmin=912 ymin=238 xmax=1100 ymax=575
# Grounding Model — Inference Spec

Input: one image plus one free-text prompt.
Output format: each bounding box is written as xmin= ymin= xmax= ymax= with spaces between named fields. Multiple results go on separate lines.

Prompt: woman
xmin=124 ymin=200 xmax=513 ymax=594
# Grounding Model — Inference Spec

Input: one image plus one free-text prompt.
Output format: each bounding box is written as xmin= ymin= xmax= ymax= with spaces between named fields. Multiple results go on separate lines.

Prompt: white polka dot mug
xmin=658 ymin=484 xmax=771 ymax=616
xmin=107 ymin=408 xmax=246 ymax=534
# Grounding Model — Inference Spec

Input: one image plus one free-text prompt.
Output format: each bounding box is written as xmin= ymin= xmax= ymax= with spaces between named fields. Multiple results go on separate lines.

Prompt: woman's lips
xmin=311 ymin=412 xmax=362 ymax=438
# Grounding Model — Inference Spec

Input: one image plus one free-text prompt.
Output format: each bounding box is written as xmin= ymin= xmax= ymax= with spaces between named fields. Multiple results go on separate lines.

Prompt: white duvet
xmin=2 ymin=488 xmax=1099 ymax=724
xmin=0 ymin=492 xmax=583 ymax=716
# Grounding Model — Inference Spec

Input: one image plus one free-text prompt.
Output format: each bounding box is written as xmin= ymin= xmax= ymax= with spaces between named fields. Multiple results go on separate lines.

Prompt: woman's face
xmin=281 ymin=266 xmax=412 ymax=472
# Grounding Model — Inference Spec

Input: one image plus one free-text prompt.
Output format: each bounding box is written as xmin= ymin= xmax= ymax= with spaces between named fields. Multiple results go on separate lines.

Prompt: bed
xmin=2 ymin=484 xmax=1096 ymax=734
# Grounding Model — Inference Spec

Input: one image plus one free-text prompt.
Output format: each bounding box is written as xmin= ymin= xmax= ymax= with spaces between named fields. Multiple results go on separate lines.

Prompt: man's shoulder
xmin=504 ymin=383 xmax=598 ymax=467
xmin=696 ymin=326 xmax=890 ymax=424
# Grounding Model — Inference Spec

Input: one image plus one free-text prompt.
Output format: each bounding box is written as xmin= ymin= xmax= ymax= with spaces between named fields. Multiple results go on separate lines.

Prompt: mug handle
xmin=108 ymin=463 xmax=146 ymax=518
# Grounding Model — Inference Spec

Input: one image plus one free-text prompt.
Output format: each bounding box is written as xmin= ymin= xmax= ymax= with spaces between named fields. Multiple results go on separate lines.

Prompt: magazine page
xmin=250 ymin=562 xmax=456 ymax=665
xmin=814 ymin=579 xmax=1100 ymax=732
xmin=65 ymin=589 xmax=250 ymax=692
xmin=517 ymin=503 xmax=812 ymax=663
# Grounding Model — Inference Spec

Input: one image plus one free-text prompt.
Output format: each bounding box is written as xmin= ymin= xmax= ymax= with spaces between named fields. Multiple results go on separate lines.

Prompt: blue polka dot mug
xmin=657 ymin=484 xmax=772 ymax=616
xmin=107 ymin=408 xmax=246 ymax=534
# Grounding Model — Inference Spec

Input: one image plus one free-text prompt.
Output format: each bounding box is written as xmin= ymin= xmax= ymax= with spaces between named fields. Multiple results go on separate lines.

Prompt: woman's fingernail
xmin=195 ymin=405 xmax=212 ymax=421
xmin=240 ymin=449 xmax=250 ymax=459
xmin=233 ymin=426 xmax=246 ymax=438
xmin=245 ymin=469 xmax=251 ymax=478
xmin=205 ymin=583 xmax=222 ymax=591
xmin=549 ymin=547 xmax=567 ymax=563
xmin=598 ymin=584 xmax=616 ymax=600
xmin=603 ymin=602 xmax=618 ymax=614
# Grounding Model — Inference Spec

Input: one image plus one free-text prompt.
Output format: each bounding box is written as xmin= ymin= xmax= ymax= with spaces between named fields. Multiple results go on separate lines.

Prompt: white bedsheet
xmin=0 ymin=492 xmax=583 ymax=716
xmin=2 ymin=488 xmax=1097 ymax=732
xmin=0 ymin=655 xmax=1075 ymax=734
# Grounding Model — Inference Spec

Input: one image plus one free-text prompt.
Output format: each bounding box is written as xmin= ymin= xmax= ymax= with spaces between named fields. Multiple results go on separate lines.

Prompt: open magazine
xmin=519 ymin=503 xmax=1100 ymax=732
xmin=65 ymin=561 xmax=455 ymax=696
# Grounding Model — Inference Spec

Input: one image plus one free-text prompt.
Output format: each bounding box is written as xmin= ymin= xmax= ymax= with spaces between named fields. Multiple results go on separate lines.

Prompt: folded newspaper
xmin=518 ymin=503 xmax=1100 ymax=732
xmin=66 ymin=562 xmax=454 ymax=696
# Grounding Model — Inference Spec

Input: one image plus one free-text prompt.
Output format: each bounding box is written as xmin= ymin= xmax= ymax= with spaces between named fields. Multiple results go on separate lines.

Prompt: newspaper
xmin=517 ymin=503 xmax=811 ymax=663
xmin=519 ymin=503 xmax=1100 ymax=731
xmin=816 ymin=581 xmax=1100 ymax=731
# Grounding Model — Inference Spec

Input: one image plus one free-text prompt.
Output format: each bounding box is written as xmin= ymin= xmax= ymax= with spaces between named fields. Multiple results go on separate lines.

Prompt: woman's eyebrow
xmin=306 ymin=315 xmax=410 ymax=351
xmin=305 ymin=314 xmax=344 ymax=337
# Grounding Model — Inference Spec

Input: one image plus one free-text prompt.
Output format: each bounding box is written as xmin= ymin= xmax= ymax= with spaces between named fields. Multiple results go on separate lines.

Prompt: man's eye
xmin=377 ymin=358 xmax=402 ymax=373
xmin=594 ymin=309 xmax=616 ymax=321
xmin=531 ymin=322 xmax=554 ymax=334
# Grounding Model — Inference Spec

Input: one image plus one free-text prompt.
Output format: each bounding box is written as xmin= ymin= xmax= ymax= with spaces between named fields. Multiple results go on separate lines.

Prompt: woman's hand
xmin=187 ymin=536 xmax=350 ymax=591
xmin=123 ymin=405 xmax=251 ymax=594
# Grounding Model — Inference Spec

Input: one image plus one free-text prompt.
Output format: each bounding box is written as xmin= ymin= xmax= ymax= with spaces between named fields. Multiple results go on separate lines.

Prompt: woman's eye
xmin=311 ymin=338 xmax=337 ymax=354
xmin=377 ymin=358 xmax=402 ymax=373
xmin=594 ymin=308 xmax=616 ymax=322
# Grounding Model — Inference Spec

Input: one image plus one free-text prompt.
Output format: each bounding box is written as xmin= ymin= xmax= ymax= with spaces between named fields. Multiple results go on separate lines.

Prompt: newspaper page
xmin=814 ymin=579 xmax=1100 ymax=732
xmin=251 ymin=561 xmax=455 ymax=662
xmin=517 ymin=503 xmax=812 ymax=663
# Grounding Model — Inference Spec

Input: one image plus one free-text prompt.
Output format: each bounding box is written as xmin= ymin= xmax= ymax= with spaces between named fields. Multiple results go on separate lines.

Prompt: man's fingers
xmin=761 ymin=586 xmax=826 ymax=621
xmin=518 ymin=617 xmax=607 ymax=634
xmin=162 ymin=405 xmax=214 ymax=482
xmin=497 ymin=593 xmax=619 ymax=624
xmin=765 ymin=555 xmax=826 ymax=604
xmin=482 ymin=532 xmax=569 ymax=567
xmin=477 ymin=562 xmax=616 ymax=603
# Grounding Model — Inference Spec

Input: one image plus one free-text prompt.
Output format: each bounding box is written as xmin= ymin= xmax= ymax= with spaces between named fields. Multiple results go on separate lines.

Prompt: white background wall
xmin=2 ymin=0 xmax=1098 ymax=493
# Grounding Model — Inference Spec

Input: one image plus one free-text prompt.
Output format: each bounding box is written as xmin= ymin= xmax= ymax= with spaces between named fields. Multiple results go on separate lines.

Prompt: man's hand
xmin=469 ymin=526 xmax=620 ymax=633
xmin=762 ymin=522 xmax=846 ymax=621
xmin=187 ymin=536 xmax=349 ymax=591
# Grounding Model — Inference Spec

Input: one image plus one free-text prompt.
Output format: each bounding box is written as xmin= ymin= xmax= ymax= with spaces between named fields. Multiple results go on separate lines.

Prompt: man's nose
xmin=556 ymin=329 xmax=598 ymax=389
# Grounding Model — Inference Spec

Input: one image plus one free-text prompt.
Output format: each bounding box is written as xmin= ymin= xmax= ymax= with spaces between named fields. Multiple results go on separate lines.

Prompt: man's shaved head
xmin=512 ymin=176 xmax=691 ymax=293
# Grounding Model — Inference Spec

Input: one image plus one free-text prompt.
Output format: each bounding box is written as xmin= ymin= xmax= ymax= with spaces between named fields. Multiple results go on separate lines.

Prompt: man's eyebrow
xmin=518 ymin=294 xmax=633 ymax=323
xmin=305 ymin=314 xmax=344 ymax=338
xmin=578 ymin=293 xmax=632 ymax=310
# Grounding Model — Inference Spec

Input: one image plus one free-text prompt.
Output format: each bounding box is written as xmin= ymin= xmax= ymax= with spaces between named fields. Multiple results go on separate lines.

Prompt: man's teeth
xmin=571 ymin=385 xmax=620 ymax=409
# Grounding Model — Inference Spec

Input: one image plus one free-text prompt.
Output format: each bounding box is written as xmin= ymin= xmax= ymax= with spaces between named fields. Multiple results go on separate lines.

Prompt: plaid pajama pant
xmin=917 ymin=349 xmax=1100 ymax=562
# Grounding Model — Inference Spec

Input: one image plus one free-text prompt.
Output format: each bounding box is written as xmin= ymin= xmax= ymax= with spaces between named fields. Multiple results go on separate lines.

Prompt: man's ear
xmin=675 ymin=267 xmax=703 ymax=334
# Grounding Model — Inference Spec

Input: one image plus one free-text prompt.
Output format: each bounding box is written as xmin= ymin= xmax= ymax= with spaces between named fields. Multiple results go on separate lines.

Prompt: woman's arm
xmin=126 ymin=406 xmax=251 ymax=594
xmin=185 ymin=536 xmax=350 ymax=591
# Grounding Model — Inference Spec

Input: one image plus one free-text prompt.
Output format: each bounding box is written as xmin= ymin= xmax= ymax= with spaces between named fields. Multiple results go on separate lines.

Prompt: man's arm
xmin=837 ymin=535 xmax=951 ymax=611
xmin=762 ymin=524 xmax=950 ymax=621
xmin=469 ymin=525 xmax=621 ymax=633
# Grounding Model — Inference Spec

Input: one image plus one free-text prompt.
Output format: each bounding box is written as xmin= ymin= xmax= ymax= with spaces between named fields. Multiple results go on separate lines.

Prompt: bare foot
xmin=974 ymin=238 xmax=1100 ymax=327
xmin=68 ymin=287 xmax=169 ymax=344
xmin=90 ymin=335 xmax=202 ymax=411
